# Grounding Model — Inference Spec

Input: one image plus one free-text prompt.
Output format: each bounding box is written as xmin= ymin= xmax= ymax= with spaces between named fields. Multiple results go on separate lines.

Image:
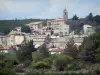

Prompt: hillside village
xmin=1 ymin=8 xmax=100 ymax=75
xmin=0 ymin=8 xmax=95 ymax=54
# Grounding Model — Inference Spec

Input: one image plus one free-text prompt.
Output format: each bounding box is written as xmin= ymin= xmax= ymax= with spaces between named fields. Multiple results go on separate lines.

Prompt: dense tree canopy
xmin=79 ymin=33 xmax=100 ymax=62
xmin=0 ymin=19 xmax=44 ymax=34
xmin=17 ymin=40 xmax=36 ymax=62
xmin=72 ymin=14 xmax=79 ymax=20
xmin=86 ymin=13 xmax=94 ymax=22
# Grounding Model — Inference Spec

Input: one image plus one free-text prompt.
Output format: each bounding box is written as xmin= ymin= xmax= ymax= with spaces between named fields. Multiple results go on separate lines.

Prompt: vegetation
xmin=64 ymin=38 xmax=79 ymax=59
xmin=0 ymin=19 xmax=44 ymax=34
xmin=17 ymin=40 xmax=36 ymax=62
xmin=0 ymin=12 xmax=100 ymax=74
xmin=72 ymin=14 xmax=79 ymax=20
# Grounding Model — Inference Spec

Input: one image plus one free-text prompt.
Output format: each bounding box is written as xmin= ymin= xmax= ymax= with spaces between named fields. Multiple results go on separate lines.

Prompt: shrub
xmin=15 ymin=65 xmax=25 ymax=73
xmin=0 ymin=68 xmax=16 ymax=75
xmin=5 ymin=60 xmax=14 ymax=68
xmin=24 ymin=60 xmax=31 ymax=67
xmin=32 ymin=61 xmax=50 ymax=69
xmin=53 ymin=54 xmax=73 ymax=71
xmin=94 ymin=64 xmax=100 ymax=74
xmin=0 ymin=61 xmax=5 ymax=68
xmin=32 ymin=54 xmax=43 ymax=62
xmin=42 ymin=58 xmax=52 ymax=65
xmin=95 ymin=53 xmax=100 ymax=62
xmin=25 ymin=70 xmax=88 ymax=75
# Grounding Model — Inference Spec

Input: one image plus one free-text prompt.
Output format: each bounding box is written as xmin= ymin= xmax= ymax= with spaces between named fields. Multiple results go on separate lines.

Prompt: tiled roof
xmin=0 ymin=46 xmax=10 ymax=50
xmin=49 ymin=48 xmax=64 ymax=52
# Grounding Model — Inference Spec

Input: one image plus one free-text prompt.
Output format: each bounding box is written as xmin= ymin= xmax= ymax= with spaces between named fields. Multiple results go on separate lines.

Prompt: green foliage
xmin=53 ymin=54 xmax=73 ymax=71
xmin=94 ymin=64 xmax=100 ymax=74
xmin=95 ymin=53 xmax=100 ymax=62
xmin=32 ymin=61 xmax=51 ymax=69
xmin=79 ymin=32 xmax=100 ymax=62
xmin=72 ymin=14 xmax=79 ymax=20
xmin=15 ymin=65 xmax=25 ymax=73
xmin=42 ymin=58 xmax=53 ymax=65
xmin=17 ymin=40 xmax=36 ymax=62
xmin=21 ymin=25 xmax=31 ymax=33
xmin=32 ymin=54 xmax=43 ymax=62
xmin=64 ymin=38 xmax=79 ymax=59
xmin=86 ymin=13 xmax=93 ymax=22
xmin=94 ymin=15 xmax=100 ymax=24
xmin=24 ymin=60 xmax=31 ymax=67
xmin=38 ymin=44 xmax=49 ymax=58
xmin=0 ymin=68 xmax=16 ymax=75
xmin=26 ymin=70 xmax=88 ymax=75
xmin=0 ymin=19 xmax=43 ymax=34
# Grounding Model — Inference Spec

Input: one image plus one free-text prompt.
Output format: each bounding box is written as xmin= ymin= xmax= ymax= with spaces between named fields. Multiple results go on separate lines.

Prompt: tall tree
xmin=38 ymin=43 xmax=49 ymax=58
xmin=79 ymin=33 xmax=100 ymax=62
xmin=17 ymin=40 xmax=36 ymax=62
xmin=86 ymin=13 xmax=94 ymax=22
xmin=93 ymin=15 xmax=100 ymax=24
xmin=72 ymin=14 xmax=79 ymax=20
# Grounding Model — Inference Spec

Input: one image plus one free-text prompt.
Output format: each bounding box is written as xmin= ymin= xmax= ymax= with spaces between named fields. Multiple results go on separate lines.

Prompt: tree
xmin=79 ymin=33 xmax=100 ymax=62
xmin=79 ymin=37 xmax=95 ymax=62
xmin=53 ymin=54 xmax=73 ymax=71
xmin=37 ymin=43 xmax=49 ymax=58
xmin=93 ymin=15 xmax=100 ymax=24
xmin=17 ymin=40 xmax=36 ymax=62
xmin=86 ymin=13 xmax=94 ymax=22
xmin=64 ymin=38 xmax=79 ymax=59
xmin=21 ymin=26 xmax=31 ymax=33
xmin=72 ymin=14 xmax=79 ymax=20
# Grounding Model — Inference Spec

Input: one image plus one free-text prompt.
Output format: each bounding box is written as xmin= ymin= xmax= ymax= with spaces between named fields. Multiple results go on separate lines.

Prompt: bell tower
xmin=63 ymin=8 xmax=68 ymax=24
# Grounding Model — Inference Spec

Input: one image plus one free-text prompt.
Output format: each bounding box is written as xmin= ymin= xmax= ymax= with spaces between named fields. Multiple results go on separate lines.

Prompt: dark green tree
xmin=21 ymin=26 xmax=31 ymax=33
xmin=86 ymin=13 xmax=94 ymax=22
xmin=72 ymin=14 xmax=79 ymax=20
xmin=17 ymin=40 xmax=36 ymax=62
xmin=79 ymin=33 xmax=100 ymax=62
xmin=38 ymin=43 xmax=49 ymax=58
xmin=93 ymin=15 xmax=100 ymax=24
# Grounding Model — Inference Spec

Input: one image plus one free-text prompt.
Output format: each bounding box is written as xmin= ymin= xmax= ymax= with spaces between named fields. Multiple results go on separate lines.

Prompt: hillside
xmin=0 ymin=19 xmax=45 ymax=34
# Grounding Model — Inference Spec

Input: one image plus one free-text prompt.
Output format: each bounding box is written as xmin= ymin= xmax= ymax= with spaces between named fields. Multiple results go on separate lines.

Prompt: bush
xmin=32 ymin=61 xmax=51 ymax=69
xmin=24 ymin=60 xmax=31 ymax=67
xmin=5 ymin=60 xmax=15 ymax=68
xmin=0 ymin=68 xmax=16 ymax=75
xmin=0 ymin=61 xmax=5 ymax=68
xmin=94 ymin=64 xmax=100 ymax=74
xmin=53 ymin=54 xmax=73 ymax=71
xmin=42 ymin=58 xmax=52 ymax=65
xmin=15 ymin=65 xmax=25 ymax=73
xmin=32 ymin=54 xmax=43 ymax=62
xmin=95 ymin=53 xmax=100 ymax=62
xmin=25 ymin=70 xmax=88 ymax=75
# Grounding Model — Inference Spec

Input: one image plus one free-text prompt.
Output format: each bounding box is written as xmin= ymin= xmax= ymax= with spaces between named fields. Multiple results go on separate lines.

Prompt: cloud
xmin=0 ymin=0 xmax=100 ymax=19
xmin=39 ymin=0 xmax=100 ymax=18
xmin=0 ymin=0 xmax=9 ymax=18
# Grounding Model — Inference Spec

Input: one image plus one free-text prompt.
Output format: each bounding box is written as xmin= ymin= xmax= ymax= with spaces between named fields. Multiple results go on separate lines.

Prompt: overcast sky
xmin=0 ymin=0 xmax=100 ymax=20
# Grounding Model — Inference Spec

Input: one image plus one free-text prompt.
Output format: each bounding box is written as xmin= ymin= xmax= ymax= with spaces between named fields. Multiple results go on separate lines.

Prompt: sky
xmin=0 ymin=0 xmax=100 ymax=20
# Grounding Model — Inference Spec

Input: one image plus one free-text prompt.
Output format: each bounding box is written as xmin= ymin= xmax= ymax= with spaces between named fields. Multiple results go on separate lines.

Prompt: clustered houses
xmin=0 ymin=8 xmax=95 ymax=54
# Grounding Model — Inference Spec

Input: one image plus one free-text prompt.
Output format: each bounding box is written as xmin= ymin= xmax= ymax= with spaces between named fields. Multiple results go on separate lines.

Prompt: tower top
xmin=63 ymin=7 xmax=68 ymax=12
xmin=63 ymin=7 xmax=68 ymax=24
